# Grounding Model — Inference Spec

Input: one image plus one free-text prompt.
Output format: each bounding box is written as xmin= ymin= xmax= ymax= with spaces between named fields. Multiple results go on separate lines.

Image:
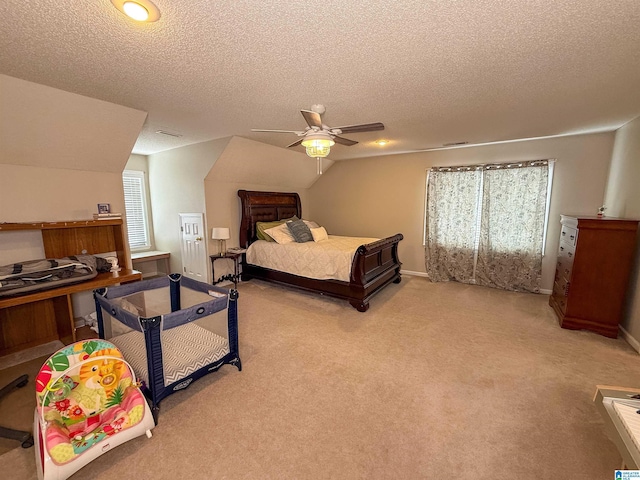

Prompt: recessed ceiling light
xmin=111 ymin=0 xmax=161 ymax=22
xmin=375 ymin=139 xmax=390 ymax=146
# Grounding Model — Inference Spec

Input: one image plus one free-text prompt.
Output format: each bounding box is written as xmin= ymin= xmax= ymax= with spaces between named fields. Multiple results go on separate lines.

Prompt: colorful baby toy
xmin=34 ymin=340 xmax=154 ymax=480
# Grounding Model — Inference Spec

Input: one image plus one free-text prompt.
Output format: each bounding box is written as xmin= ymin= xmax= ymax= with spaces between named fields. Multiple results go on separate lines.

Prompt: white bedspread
xmin=246 ymin=235 xmax=379 ymax=282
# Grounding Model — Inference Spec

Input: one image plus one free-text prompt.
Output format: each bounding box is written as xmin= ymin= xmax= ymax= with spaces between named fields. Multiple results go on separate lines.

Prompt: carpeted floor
xmin=1 ymin=276 xmax=639 ymax=479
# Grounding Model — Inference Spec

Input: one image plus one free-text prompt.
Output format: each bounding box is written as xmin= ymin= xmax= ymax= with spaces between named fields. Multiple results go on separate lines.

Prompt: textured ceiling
xmin=1 ymin=0 xmax=639 ymax=160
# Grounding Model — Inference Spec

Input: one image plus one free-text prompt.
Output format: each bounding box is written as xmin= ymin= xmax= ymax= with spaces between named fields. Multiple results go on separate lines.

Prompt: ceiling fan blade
xmin=332 ymin=122 xmax=385 ymax=134
xmin=301 ymin=110 xmax=322 ymax=129
xmin=287 ymin=139 xmax=303 ymax=148
xmin=332 ymin=136 xmax=358 ymax=146
xmin=251 ymin=129 xmax=301 ymax=134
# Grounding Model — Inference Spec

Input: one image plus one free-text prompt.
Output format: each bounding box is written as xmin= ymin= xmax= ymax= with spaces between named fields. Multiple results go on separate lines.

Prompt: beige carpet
xmin=1 ymin=276 xmax=639 ymax=479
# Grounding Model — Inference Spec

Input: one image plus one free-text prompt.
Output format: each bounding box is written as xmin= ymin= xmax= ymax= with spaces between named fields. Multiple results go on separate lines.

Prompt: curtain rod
xmin=430 ymin=159 xmax=555 ymax=172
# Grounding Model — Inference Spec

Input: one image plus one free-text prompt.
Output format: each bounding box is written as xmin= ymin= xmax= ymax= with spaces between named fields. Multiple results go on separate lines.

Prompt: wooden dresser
xmin=0 ymin=219 xmax=141 ymax=355
xmin=549 ymin=215 xmax=639 ymax=338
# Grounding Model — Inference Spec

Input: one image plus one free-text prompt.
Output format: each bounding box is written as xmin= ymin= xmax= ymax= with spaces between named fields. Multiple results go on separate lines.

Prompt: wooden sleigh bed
xmin=238 ymin=190 xmax=403 ymax=312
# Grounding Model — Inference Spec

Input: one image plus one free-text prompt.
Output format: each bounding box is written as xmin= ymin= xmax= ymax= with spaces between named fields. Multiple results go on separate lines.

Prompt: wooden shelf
xmin=0 ymin=219 xmax=124 ymax=231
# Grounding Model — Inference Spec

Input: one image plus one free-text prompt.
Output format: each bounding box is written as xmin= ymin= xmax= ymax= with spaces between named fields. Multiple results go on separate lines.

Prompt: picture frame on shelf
xmin=97 ymin=203 xmax=111 ymax=214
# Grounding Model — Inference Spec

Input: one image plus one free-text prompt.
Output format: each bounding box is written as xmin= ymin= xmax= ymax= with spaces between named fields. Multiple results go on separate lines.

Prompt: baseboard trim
xmin=400 ymin=270 xmax=553 ymax=295
xmin=400 ymin=270 xmax=429 ymax=278
xmin=619 ymin=325 xmax=640 ymax=354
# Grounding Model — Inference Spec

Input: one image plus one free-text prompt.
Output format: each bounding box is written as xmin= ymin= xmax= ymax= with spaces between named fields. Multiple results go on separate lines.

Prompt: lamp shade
xmin=211 ymin=227 xmax=230 ymax=240
xmin=301 ymin=133 xmax=335 ymax=158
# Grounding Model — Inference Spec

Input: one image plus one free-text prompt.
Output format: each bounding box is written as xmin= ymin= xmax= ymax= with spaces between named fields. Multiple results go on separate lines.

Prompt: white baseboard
xmin=400 ymin=270 xmax=553 ymax=295
xmin=619 ymin=325 xmax=640 ymax=354
xmin=400 ymin=270 xmax=428 ymax=278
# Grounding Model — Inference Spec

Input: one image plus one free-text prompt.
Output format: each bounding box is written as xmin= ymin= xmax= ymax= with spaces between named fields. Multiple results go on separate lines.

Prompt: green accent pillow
xmin=256 ymin=216 xmax=298 ymax=241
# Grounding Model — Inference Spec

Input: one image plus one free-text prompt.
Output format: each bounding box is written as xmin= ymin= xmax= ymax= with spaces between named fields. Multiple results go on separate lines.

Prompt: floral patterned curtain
xmin=425 ymin=168 xmax=482 ymax=283
xmin=425 ymin=160 xmax=549 ymax=293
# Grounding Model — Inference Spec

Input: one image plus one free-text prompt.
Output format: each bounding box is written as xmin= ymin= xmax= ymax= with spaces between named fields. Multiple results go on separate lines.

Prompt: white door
xmin=179 ymin=213 xmax=207 ymax=281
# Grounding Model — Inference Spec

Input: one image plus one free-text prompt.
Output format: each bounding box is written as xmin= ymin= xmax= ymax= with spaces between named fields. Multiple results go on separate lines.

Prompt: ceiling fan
xmin=251 ymin=104 xmax=384 ymax=173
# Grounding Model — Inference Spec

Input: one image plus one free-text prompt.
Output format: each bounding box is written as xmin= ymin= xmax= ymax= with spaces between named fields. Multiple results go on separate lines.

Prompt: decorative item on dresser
xmin=549 ymin=215 xmax=639 ymax=338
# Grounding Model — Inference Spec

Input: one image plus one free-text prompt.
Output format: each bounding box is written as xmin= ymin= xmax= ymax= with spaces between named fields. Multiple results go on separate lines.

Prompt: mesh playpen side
xmin=94 ymin=274 xmax=241 ymax=421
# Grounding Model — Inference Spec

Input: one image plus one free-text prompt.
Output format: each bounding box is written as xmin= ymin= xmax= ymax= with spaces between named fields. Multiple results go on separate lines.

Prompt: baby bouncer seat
xmin=34 ymin=339 xmax=155 ymax=480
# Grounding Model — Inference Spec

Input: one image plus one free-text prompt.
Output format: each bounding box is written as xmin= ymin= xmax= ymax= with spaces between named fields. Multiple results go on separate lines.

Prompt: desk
xmin=210 ymin=252 xmax=243 ymax=288
xmin=131 ymin=251 xmax=170 ymax=277
xmin=0 ymin=219 xmax=141 ymax=356
xmin=0 ymin=270 xmax=141 ymax=356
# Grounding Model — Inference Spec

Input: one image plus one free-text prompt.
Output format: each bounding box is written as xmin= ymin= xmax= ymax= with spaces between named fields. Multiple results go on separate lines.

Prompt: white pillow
xmin=310 ymin=226 xmax=328 ymax=242
xmin=303 ymin=220 xmax=319 ymax=229
xmin=264 ymin=223 xmax=295 ymax=244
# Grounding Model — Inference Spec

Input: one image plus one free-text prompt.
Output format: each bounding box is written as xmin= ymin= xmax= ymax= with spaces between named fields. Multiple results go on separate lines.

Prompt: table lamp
xmin=211 ymin=227 xmax=230 ymax=256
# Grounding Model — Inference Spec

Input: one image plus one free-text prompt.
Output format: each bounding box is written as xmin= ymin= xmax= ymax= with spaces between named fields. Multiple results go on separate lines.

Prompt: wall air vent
xmin=443 ymin=141 xmax=469 ymax=147
xmin=155 ymin=130 xmax=183 ymax=138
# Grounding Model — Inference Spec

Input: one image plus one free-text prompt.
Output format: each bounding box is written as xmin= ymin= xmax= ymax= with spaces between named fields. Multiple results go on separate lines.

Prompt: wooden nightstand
xmin=210 ymin=251 xmax=243 ymax=288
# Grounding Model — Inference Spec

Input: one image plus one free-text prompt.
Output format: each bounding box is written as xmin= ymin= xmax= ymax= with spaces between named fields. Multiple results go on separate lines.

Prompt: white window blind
xmin=122 ymin=170 xmax=150 ymax=250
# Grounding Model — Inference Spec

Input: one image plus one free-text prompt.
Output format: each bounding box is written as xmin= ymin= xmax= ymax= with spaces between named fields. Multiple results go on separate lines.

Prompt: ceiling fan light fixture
xmin=375 ymin=139 xmax=390 ymax=146
xmin=301 ymin=134 xmax=335 ymax=158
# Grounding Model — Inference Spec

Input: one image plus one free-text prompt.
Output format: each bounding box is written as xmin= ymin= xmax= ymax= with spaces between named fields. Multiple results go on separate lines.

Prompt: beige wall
xmin=147 ymin=137 xmax=232 ymax=274
xmin=0 ymin=76 xmax=146 ymax=266
xmin=603 ymin=116 xmax=640 ymax=340
xmin=0 ymin=78 xmax=146 ymax=317
xmin=203 ymin=136 xmax=318 ymax=256
xmin=307 ymin=132 xmax=615 ymax=291
xmin=0 ymin=74 xmax=145 ymax=173
xmin=147 ymin=135 xmax=321 ymax=280
xmin=0 ymin=78 xmax=141 ymax=266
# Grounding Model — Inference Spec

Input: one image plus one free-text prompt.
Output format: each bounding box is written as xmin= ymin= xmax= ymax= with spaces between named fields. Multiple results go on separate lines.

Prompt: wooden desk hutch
xmin=0 ymin=219 xmax=141 ymax=356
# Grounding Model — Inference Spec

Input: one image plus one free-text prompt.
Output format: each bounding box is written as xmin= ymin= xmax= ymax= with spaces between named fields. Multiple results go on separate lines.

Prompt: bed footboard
xmin=348 ymin=233 xmax=403 ymax=312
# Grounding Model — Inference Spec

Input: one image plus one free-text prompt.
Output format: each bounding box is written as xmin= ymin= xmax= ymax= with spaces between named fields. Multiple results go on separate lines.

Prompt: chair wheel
xmin=21 ymin=436 xmax=34 ymax=448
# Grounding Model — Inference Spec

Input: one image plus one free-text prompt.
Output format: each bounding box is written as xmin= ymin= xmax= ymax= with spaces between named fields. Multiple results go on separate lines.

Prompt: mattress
xmin=110 ymin=322 xmax=230 ymax=387
xmin=246 ymin=235 xmax=379 ymax=282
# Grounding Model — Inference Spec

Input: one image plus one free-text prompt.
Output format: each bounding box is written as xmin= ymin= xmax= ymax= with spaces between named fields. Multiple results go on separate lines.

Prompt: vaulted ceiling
xmin=1 ymin=0 xmax=639 ymax=160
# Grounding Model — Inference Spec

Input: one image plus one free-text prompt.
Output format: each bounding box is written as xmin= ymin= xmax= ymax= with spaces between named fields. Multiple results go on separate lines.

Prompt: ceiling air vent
xmin=443 ymin=141 xmax=468 ymax=147
xmin=155 ymin=130 xmax=183 ymax=138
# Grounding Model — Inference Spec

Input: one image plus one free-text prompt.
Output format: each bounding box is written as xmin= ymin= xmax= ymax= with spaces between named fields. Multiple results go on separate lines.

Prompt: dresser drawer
xmin=558 ymin=242 xmax=576 ymax=263
xmin=552 ymin=281 xmax=568 ymax=313
xmin=560 ymin=224 xmax=578 ymax=246
xmin=556 ymin=254 xmax=573 ymax=281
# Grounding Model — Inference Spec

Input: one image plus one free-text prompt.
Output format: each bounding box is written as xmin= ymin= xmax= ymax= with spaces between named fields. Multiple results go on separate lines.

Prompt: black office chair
xmin=0 ymin=374 xmax=34 ymax=448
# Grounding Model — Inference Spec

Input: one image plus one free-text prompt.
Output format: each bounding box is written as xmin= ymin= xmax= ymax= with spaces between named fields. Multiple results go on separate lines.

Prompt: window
xmin=425 ymin=159 xmax=554 ymax=293
xmin=122 ymin=170 xmax=151 ymax=250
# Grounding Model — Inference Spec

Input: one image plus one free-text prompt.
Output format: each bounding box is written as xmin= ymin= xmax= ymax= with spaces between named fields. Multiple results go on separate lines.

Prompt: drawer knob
xmin=562 ymin=231 xmax=566 ymax=236
xmin=568 ymin=252 xmax=573 ymax=257
xmin=570 ymin=235 xmax=575 ymax=240
xmin=560 ymin=246 xmax=564 ymax=251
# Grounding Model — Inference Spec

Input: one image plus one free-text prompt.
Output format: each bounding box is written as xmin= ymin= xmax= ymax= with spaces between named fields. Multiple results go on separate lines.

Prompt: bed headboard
xmin=237 ymin=190 xmax=302 ymax=248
